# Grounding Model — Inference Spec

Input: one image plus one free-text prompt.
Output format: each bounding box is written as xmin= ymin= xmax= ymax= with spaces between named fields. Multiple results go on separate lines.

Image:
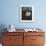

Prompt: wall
xmin=0 ymin=0 xmax=46 ymax=43
xmin=0 ymin=0 xmax=46 ymax=29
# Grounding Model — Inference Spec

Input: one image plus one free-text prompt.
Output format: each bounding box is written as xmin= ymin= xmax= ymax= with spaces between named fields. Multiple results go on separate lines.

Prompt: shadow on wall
xmin=0 ymin=24 xmax=7 ymax=43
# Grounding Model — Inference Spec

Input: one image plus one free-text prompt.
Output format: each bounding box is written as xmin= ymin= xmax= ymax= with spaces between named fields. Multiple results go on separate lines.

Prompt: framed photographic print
xmin=20 ymin=5 xmax=34 ymax=22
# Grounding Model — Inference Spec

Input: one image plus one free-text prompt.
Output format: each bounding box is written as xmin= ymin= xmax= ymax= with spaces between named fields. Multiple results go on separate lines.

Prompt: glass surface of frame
xmin=20 ymin=5 xmax=34 ymax=22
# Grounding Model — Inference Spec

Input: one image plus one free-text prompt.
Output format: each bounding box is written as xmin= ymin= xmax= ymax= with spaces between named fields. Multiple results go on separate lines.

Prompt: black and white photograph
xmin=20 ymin=5 xmax=34 ymax=22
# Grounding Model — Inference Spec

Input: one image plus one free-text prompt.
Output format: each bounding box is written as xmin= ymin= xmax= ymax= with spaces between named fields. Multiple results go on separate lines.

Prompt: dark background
xmin=22 ymin=7 xmax=32 ymax=20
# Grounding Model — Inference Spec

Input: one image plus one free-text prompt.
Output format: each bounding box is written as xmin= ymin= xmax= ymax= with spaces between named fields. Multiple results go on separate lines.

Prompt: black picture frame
xmin=20 ymin=5 xmax=34 ymax=22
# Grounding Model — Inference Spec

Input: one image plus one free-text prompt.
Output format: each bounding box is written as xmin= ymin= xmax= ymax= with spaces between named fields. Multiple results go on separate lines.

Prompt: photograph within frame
xmin=20 ymin=5 xmax=34 ymax=22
